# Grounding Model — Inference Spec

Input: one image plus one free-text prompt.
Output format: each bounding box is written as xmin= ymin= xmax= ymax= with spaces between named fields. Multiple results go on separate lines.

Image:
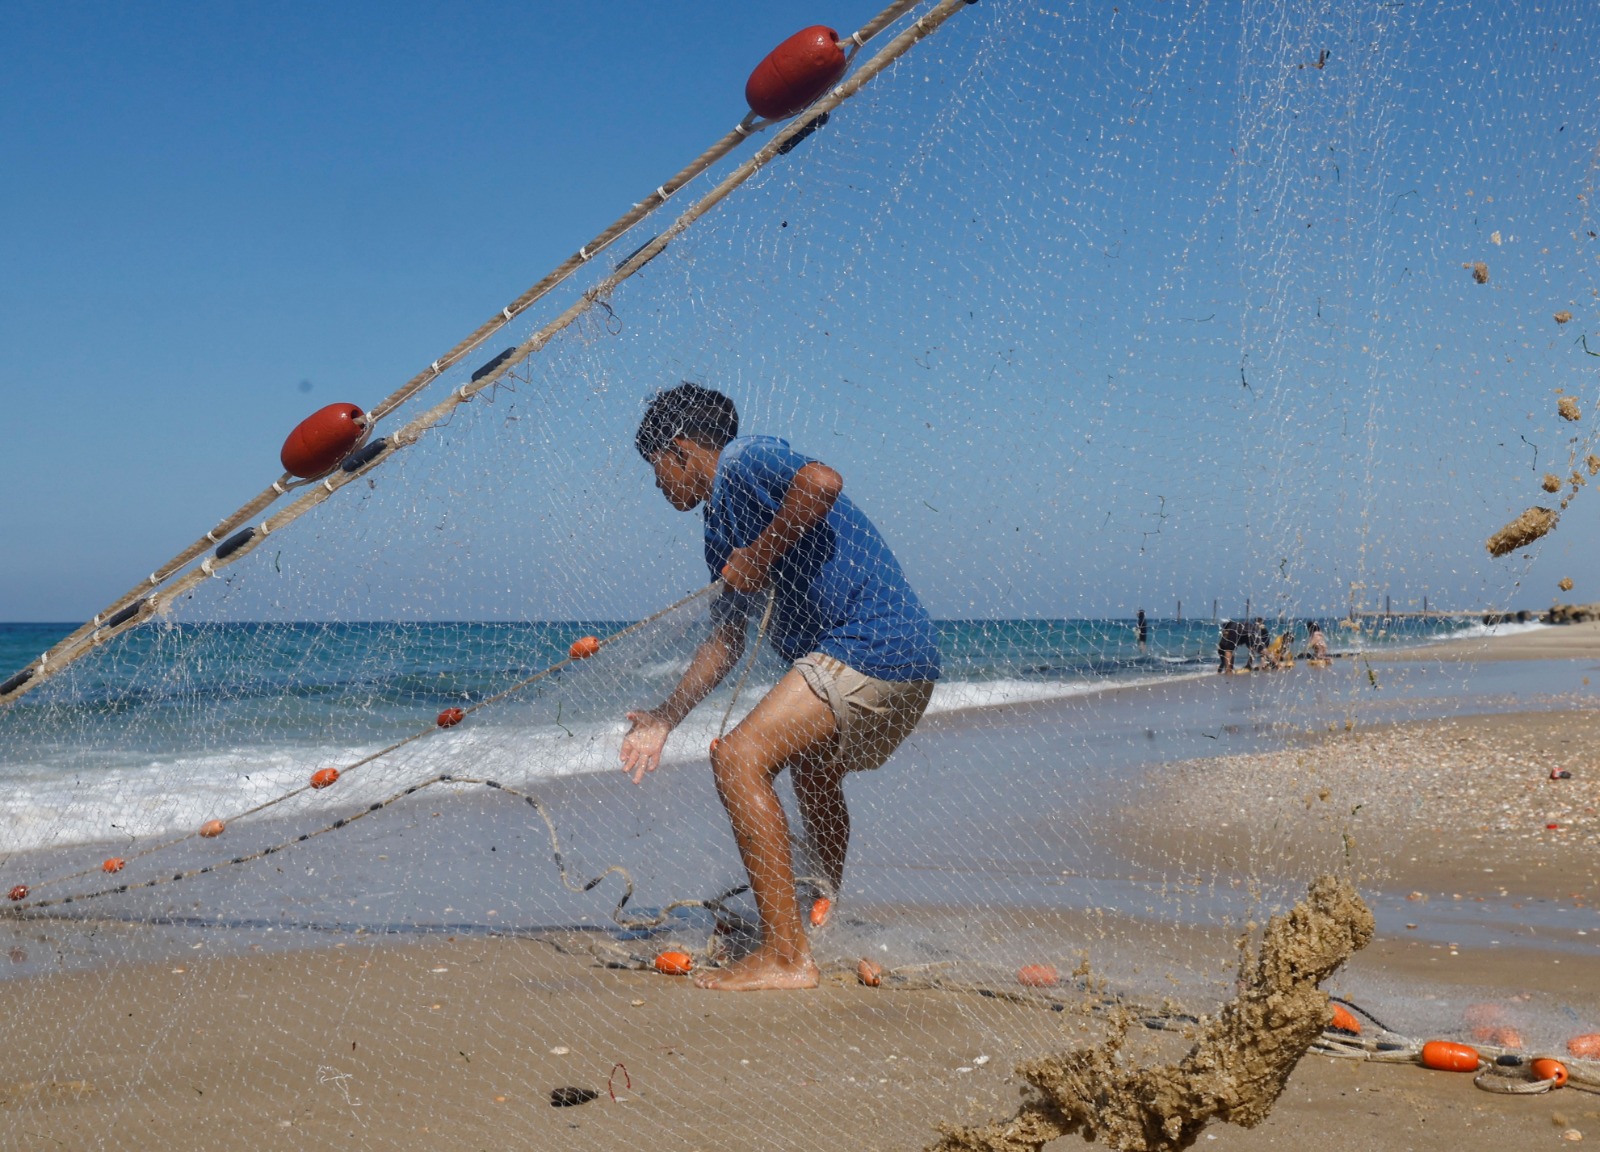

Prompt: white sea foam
xmin=0 ymin=672 xmax=1203 ymax=853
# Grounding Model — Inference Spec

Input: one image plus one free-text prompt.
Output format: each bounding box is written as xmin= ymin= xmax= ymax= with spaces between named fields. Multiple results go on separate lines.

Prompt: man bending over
xmin=620 ymin=384 xmax=940 ymax=990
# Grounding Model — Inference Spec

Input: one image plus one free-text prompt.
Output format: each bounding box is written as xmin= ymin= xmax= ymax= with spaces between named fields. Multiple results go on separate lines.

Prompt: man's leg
xmin=791 ymin=754 xmax=851 ymax=899
xmin=698 ymin=668 xmax=835 ymax=991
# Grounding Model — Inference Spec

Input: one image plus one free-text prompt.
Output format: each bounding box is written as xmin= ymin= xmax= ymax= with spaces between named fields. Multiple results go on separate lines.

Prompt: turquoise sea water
xmin=0 ymin=613 xmax=1529 ymax=852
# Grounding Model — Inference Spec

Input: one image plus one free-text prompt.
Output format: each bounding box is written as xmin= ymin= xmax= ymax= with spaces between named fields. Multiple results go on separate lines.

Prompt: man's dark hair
xmin=635 ymin=384 xmax=739 ymax=460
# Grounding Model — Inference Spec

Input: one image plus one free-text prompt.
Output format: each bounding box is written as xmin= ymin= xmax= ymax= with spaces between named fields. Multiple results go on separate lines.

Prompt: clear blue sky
xmin=3 ymin=1 xmax=1596 ymax=623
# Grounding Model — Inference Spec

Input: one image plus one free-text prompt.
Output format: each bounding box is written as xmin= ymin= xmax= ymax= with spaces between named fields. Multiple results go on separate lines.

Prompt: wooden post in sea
xmin=1213 ymin=599 xmax=1218 ymax=622
xmin=1176 ymin=599 xmax=1182 ymax=622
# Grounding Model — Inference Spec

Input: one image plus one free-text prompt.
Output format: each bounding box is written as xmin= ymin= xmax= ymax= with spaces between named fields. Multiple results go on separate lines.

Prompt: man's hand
xmin=621 ymin=709 xmax=673 ymax=784
xmin=721 ymin=546 xmax=771 ymax=594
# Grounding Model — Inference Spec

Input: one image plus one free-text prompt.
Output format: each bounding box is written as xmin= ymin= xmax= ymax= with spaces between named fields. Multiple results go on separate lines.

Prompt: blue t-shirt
xmin=703 ymin=436 xmax=940 ymax=682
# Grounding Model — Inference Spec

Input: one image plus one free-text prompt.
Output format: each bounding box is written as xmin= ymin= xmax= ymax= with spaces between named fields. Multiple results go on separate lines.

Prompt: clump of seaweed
xmin=1558 ymin=396 xmax=1580 ymax=421
xmin=929 ymin=875 xmax=1373 ymax=1152
xmin=1486 ymin=506 xmax=1557 ymax=557
xmin=1559 ymin=577 xmax=1575 ymax=592
xmin=1466 ymin=261 xmax=1489 ymax=284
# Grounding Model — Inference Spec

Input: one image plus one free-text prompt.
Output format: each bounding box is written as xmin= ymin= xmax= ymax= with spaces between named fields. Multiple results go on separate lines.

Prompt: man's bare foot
xmin=693 ymin=947 xmax=819 ymax=991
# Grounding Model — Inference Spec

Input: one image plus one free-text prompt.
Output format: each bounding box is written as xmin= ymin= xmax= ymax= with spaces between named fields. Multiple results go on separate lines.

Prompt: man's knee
xmin=710 ymin=731 xmax=773 ymax=794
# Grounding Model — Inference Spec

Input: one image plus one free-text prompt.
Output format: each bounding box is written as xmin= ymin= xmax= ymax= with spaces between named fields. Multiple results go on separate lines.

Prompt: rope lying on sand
xmin=0 ymin=0 xmax=974 ymax=707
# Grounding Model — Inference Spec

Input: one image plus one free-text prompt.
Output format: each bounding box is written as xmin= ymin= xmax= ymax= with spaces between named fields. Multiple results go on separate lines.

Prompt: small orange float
xmin=101 ymin=858 xmax=126 ymax=874
xmin=809 ymin=897 xmax=832 ymax=928
xmin=1473 ymin=1025 xmax=1524 ymax=1049
xmin=437 ymin=707 xmax=465 ymax=728
xmin=1329 ymin=1004 xmax=1361 ymax=1035
xmin=1567 ymin=1034 xmax=1600 ymax=1059
xmin=310 ymin=767 xmax=340 ymax=790
xmin=1532 ymin=1058 xmax=1569 ymax=1087
xmin=857 ymin=958 xmax=883 ymax=987
xmin=199 ymin=819 xmax=226 ymax=839
xmin=6 ymin=885 xmax=26 ymax=902
xmin=569 ymin=636 xmax=601 ymax=660
xmin=280 ymin=403 xmax=366 ymax=478
xmin=745 ymin=26 xmax=848 ymax=120
xmin=708 ymin=737 xmax=720 ymax=755
xmin=1420 ymin=1040 xmax=1480 ymax=1072
xmin=653 ymin=950 xmax=694 ymax=976
xmin=1016 ymin=964 xmax=1059 ymax=989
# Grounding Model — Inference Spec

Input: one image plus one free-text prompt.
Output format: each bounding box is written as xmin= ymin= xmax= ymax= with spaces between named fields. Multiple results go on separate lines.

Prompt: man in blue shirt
xmin=621 ymin=384 xmax=940 ymax=990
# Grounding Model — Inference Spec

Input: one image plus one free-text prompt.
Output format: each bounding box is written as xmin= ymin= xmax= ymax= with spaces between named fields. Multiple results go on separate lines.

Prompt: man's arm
xmin=621 ymin=614 xmax=746 ymax=784
xmin=722 ymin=461 xmax=842 ymax=593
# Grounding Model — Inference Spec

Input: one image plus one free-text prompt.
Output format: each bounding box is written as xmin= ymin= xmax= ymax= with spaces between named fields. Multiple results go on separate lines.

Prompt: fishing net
xmin=3 ymin=1 xmax=1599 ymax=1148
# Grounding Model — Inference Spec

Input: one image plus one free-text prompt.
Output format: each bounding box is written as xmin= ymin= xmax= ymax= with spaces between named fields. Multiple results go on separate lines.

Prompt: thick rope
xmin=0 ymin=0 xmax=947 ymax=707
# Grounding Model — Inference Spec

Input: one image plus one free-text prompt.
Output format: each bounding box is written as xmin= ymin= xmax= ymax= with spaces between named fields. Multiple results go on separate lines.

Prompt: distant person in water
xmin=619 ymin=384 xmax=940 ymax=991
xmin=1244 ymin=617 xmax=1269 ymax=670
xmin=1307 ymin=620 xmax=1329 ymax=662
xmin=1135 ymin=608 xmax=1148 ymax=652
xmin=1217 ymin=619 xmax=1239 ymax=673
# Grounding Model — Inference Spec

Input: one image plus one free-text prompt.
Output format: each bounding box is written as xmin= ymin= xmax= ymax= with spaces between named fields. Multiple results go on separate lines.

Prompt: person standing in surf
xmin=620 ymin=384 xmax=941 ymax=991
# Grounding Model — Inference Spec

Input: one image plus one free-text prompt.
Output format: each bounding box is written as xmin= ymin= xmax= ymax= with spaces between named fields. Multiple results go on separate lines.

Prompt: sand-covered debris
xmin=1559 ymin=396 xmax=1581 ymax=421
xmin=1559 ymin=577 xmax=1576 ymax=592
xmin=1555 ymin=311 xmax=1573 ymax=324
xmin=929 ymin=876 xmax=1373 ymax=1152
xmin=1467 ymin=261 xmax=1490 ymax=284
xmin=1589 ymin=455 xmax=1600 ymax=477
xmin=1543 ymin=473 xmax=1564 ymax=493
xmin=1487 ymin=506 xmax=1556 ymax=557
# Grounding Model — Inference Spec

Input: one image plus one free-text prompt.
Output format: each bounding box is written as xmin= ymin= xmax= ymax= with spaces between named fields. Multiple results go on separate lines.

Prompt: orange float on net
xmin=809 ymin=897 xmax=832 ymax=929
xmin=857 ymin=958 xmax=883 ymax=987
xmin=1473 ymin=1025 xmax=1524 ymax=1049
xmin=6 ymin=885 xmax=27 ymax=902
xmin=1532 ymin=1058 xmax=1570 ymax=1087
xmin=101 ymin=858 xmax=126 ymax=874
xmin=745 ymin=25 xmax=849 ymax=120
xmin=310 ymin=767 xmax=340 ymax=790
xmin=1017 ymin=964 xmax=1059 ymax=989
xmin=653 ymin=950 xmax=694 ymax=976
xmin=279 ymin=403 xmax=366 ymax=478
xmin=1329 ymin=1004 xmax=1362 ymax=1035
xmin=1420 ymin=1040 xmax=1481 ymax=1072
xmin=199 ymin=819 xmax=226 ymax=839
xmin=1567 ymin=1034 xmax=1600 ymax=1059
xmin=569 ymin=636 xmax=601 ymax=660
xmin=437 ymin=707 xmax=465 ymax=728
xmin=708 ymin=737 xmax=720 ymax=755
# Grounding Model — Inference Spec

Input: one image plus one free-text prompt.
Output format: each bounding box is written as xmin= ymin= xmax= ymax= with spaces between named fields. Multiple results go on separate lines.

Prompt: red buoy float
xmin=809 ymin=897 xmax=832 ymax=928
xmin=569 ymin=636 xmax=601 ymax=660
xmin=310 ymin=767 xmax=340 ymax=790
xmin=280 ymin=403 xmax=366 ymax=478
xmin=6 ymin=884 xmax=26 ymax=902
xmin=102 ymin=857 xmax=126 ymax=874
xmin=1329 ymin=1004 xmax=1362 ymax=1035
xmin=857 ymin=958 xmax=883 ymax=987
xmin=1567 ymin=1034 xmax=1600 ymax=1059
xmin=745 ymin=26 xmax=848 ymax=120
xmin=1420 ymin=1040 xmax=1480 ymax=1072
xmin=437 ymin=707 xmax=465 ymax=729
xmin=654 ymin=950 xmax=694 ymax=976
xmin=1016 ymin=964 xmax=1059 ymax=988
xmin=1532 ymin=1058 xmax=1569 ymax=1087
xmin=199 ymin=819 xmax=226 ymax=839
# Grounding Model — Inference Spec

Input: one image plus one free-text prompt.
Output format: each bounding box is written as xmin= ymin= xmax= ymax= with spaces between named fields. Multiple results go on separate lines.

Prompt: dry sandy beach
xmin=3 ymin=624 xmax=1599 ymax=1150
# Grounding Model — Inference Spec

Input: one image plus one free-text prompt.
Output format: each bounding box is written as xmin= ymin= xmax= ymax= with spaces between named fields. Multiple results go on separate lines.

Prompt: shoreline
xmin=3 ymin=623 xmax=1600 ymax=1147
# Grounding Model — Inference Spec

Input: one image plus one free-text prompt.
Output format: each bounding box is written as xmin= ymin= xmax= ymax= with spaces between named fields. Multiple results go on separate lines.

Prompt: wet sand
xmin=4 ymin=624 xmax=1600 ymax=1148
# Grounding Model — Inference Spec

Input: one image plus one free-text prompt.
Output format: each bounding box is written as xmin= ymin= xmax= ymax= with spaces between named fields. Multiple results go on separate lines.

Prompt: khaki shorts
xmin=793 ymin=653 xmax=935 ymax=774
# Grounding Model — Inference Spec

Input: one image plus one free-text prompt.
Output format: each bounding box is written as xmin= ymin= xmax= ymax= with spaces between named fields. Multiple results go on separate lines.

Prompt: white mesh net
xmin=4 ymin=1 xmax=1600 ymax=1147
